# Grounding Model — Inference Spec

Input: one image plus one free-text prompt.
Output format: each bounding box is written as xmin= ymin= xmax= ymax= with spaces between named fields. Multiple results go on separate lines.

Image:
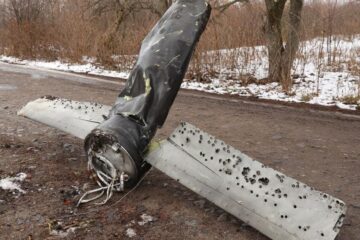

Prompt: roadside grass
xmin=301 ymin=93 xmax=318 ymax=102
xmin=340 ymin=95 xmax=360 ymax=105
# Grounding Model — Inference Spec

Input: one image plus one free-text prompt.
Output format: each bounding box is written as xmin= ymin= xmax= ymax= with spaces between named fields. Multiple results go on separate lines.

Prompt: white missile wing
xmin=18 ymin=96 xmax=111 ymax=139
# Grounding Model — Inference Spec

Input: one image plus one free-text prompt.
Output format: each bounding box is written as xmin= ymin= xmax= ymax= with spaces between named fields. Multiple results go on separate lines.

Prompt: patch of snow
xmin=182 ymin=35 xmax=360 ymax=111
xmin=126 ymin=220 xmax=136 ymax=227
xmin=125 ymin=228 xmax=137 ymax=238
xmin=50 ymin=227 xmax=77 ymax=238
xmin=181 ymin=72 xmax=359 ymax=110
xmin=1 ymin=35 xmax=359 ymax=110
xmin=0 ymin=173 xmax=27 ymax=193
xmin=0 ymin=55 xmax=130 ymax=79
xmin=138 ymin=213 xmax=155 ymax=226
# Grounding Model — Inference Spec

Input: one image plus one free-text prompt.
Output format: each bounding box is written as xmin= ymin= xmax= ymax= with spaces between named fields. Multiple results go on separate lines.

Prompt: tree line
xmin=0 ymin=0 xmax=359 ymax=92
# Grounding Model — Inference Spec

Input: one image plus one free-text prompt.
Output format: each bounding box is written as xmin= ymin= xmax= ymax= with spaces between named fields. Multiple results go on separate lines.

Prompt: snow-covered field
xmin=183 ymin=35 xmax=360 ymax=110
xmin=1 ymin=35 xmax=359 ymax=110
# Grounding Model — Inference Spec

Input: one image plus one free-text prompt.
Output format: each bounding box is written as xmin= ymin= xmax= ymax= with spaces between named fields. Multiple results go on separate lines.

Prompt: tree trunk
xmin=96 ymin=4 xmax=127 ymax=67
xmin=264 ymin=0 xmax=286 ymax=84
xmin=281 ymin=0 xmax=303 ymax=92
xmin=264 ymin=0 xmax=303 ymax=93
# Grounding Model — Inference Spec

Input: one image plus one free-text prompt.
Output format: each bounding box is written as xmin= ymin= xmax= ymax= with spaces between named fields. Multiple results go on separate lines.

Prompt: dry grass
xmin=300 ymin=93 xmax=318 ymax=102
xmin=0 ymin=0 xmax=359 ymax=83
xmin=340 ymin=95 xmax=360 ymax=105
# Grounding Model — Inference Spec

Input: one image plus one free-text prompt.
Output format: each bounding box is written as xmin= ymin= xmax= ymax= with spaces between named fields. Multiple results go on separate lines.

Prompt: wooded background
xmin=0 ymin=0 xmax=359 ymax=90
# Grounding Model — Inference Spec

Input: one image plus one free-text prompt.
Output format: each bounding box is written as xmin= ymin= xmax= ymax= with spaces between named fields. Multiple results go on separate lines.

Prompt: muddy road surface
xmin=0 ymin=62 xmax=359 ymax=240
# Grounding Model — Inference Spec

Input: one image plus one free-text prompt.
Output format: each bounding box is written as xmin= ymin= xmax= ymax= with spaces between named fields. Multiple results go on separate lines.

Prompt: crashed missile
xmin=17 ymin=0 xmax=347 ymax=239
xmin=19 ymin=98 xmax=347 ymax=240
xmin=84 ymin=0 xmax=211 ymax=190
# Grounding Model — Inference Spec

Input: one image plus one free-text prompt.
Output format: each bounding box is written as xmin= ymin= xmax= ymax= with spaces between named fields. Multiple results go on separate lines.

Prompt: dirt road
xmin=0 ymin=62 xmax=359 ymax=240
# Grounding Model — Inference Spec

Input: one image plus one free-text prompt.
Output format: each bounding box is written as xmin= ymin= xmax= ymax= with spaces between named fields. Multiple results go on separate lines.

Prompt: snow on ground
xmin=182 ymin=71 xmax=359 ymax=110
xmin=0 ymin=173 xmax=27 ymax=193
xmin=1 ymin=35 xmax=359 ymax=110
xmin=138 ymin=213 xmax=155 ymax=226
xmin=124 ymin=213 xmax=155 ymax=238
xmin=125 ymin=228 xmax=137 ymax=238
xmin=0 ymin=55 xmax=130 ymax=79
xmin=50 ymin=227 xmax=77 ymax=238
xmin=183 ymin=35 xmax=360 ymax=110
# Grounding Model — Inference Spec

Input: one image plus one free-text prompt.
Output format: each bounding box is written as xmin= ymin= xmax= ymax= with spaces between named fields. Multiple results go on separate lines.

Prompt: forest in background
xmin=0 ymin=0 xmax=359 ymax=87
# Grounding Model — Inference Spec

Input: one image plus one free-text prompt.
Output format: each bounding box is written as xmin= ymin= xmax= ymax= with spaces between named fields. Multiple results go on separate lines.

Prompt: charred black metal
xmin=85 ymin=0 xmax=211 ymax=187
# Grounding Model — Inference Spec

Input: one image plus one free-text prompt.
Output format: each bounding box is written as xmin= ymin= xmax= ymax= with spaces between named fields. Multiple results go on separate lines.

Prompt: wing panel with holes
xmin=146 ymin=122 xmax=347 ymax=240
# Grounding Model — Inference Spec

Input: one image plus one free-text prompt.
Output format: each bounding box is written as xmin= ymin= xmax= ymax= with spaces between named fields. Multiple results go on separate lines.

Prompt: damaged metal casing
xmin=105 ymin=0 xmax=212 ymax=153
xmin=145 ymin=122 xmax=347 ymax=240
xmin=84 ymin=0 xmax=212 ymax=186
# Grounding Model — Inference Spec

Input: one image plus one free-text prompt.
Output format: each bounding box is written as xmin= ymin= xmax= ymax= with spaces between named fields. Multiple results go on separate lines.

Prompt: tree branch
xmin=215 ymin=0 xmax=249 ymax=13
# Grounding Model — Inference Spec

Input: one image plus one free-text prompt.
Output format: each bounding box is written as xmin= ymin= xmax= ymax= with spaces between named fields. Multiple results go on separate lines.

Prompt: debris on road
xmin=60 ymin=186 xmax=81 ymax=205
xmin=48 ymin=220 xmax=92 ymax=238
xmin=48 ymin=221 xmax=77 ymax=238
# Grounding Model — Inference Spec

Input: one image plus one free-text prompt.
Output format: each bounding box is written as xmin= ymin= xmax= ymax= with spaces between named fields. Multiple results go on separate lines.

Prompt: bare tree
xmin=89 ymin=1 xmax=138 ymax=31
xmin=149 ymin=0 xmax=250 ymax=17
xmin=88 ymin=0 xmax=173 ymax=29
xmin=87 ymin=0 xmax=174 ymax=66
xmin=88 ymin=0 xmax=142 ymax=65
xmin=0 ymin=1 xmax=6 ymax=27
xmin=214 ymin=0 xmax=249 ymax=13
xmin=325 ymin=0 xmax=338 ymax=66
xmin=7 ymin=0 xmax=46 ymax=25
xmin=264 ymin=0 xmax=304 ymax=92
